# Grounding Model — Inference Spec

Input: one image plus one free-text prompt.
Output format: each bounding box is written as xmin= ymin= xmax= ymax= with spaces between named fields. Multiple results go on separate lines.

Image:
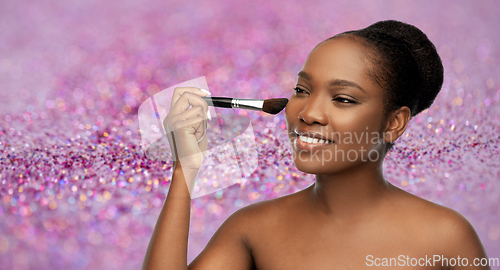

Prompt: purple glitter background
xmin=1 ymin=0 xmax=499 ymax=269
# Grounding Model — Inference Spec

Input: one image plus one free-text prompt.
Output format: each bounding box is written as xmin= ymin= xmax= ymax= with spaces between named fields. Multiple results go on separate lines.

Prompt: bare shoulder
xmin=188 ymin=190 xmax=298 ymax=269
xmin=421 ymin=201 xmax=486 ymax=257
xmin=394 ymin=188 xmax=476 ymax=236
xmin=224 ymin=189 xmax=305 ymax=247
xmin=230 ymin=190 xmax=299 ymax=227
xmin=391 ymin=186 xmax=488 ymax=259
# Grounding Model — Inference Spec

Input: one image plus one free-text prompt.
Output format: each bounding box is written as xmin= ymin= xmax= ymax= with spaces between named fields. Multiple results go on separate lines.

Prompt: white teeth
xmin=298 ymin=135 xmax=331 ymax=144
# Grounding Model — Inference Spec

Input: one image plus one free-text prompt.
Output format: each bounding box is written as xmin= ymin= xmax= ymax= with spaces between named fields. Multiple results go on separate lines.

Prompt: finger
xmin=169 ymin=117 xmax=205 ymax=161
xmin=171 ymin=105 xmax=207 ymax=123
xmin=170 ymin=87 xmax=210 ymax=111
xmin=168 ymin=107 xmax=206 ymax=136
xmin=164 ymin=96 xmax=207 ymax=133
xmin=169 ymin=92 xmax=209 ymax=120
xmin=171 ymin=116 xmax=206 ymax=144
xmin=165 ymin=105 xmax=207 ymax=133
xmin=167 ymin=114 xmax=208 ymax=161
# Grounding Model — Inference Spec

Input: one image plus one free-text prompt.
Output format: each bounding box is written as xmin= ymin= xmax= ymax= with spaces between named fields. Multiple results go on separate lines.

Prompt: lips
xmin=293 ymin=130 xmax=334 ymax=151
xmin=294 ymin=130 xmax=334 ymax=144
xmin=297 ymin=135 xmax=332 ymax=145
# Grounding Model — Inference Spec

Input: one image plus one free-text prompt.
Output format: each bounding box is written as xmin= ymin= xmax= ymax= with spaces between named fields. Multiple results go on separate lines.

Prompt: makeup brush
xmin=201 ymin=97 xmax=288 ymax=115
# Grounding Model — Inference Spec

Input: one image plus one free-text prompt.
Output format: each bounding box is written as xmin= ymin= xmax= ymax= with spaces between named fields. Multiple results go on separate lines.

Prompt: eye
xmin=333 ymin=97 xmax=357 ymax=104
xmin=293 ymin=87 xmax=308 ymax=95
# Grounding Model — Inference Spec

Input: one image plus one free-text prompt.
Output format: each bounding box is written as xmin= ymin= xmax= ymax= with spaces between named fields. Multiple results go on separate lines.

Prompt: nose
xmin=297 ymin=94 xmax=329 ymax=125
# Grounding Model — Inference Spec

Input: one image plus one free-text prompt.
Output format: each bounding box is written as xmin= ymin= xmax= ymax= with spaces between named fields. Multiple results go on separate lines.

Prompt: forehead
xmin=301 ymin=36 xmax=371 ymax=84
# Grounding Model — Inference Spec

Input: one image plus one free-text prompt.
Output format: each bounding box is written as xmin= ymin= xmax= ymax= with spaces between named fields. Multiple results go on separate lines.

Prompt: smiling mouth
xmin=297 ymin=134 xmax=334 ymax=145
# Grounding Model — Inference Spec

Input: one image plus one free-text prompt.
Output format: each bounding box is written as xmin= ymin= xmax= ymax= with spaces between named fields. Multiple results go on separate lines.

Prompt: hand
xmin=163 ymin=87 xmax=210 ymax=190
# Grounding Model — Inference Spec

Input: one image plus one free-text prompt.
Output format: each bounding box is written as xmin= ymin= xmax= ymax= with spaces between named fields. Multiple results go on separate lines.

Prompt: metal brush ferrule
xmin=231 ymin=99 xmax=264 ymax=111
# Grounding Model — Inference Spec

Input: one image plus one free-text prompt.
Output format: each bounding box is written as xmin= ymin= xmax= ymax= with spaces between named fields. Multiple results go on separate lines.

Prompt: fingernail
xmin=207 ymin=110 xmax=212 ymax=120
xmin=199 ymin=88 xmax=211 ymax=96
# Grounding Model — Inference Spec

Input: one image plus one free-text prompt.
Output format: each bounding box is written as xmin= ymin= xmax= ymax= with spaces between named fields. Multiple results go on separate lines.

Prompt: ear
xmin=383 ymin=106 xmax=411 ymax=144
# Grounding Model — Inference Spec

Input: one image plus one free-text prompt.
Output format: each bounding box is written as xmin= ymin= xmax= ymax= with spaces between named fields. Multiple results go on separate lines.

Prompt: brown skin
xmin=143 ymin=37 xmax=490 ymax=269
xmin=143 ymin=87 xmax=210 ymax=270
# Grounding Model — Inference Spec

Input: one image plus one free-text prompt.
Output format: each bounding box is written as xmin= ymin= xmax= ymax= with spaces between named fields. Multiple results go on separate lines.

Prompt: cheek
xmin=333 ymin=111 xmax=384 ymax=146
xmin=335 ymin=111 xmax=377 ymax=131
xmin=284 ymin=106 xmax=291 ymax=129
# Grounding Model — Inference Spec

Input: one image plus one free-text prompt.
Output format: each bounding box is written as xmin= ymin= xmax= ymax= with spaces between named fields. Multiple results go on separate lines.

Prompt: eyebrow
xmin=297 ymin=71 xmax=366 ymax=94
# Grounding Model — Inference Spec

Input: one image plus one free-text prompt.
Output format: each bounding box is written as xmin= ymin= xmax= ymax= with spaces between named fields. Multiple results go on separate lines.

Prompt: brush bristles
xmin=262 ymin=98 xmax=288 ymax=114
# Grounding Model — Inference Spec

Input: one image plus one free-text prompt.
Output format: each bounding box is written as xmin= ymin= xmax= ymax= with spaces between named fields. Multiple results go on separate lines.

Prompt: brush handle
xmin=201 ymin=97 xmax=233 ymax=108
xmin=201 ymin=97 xmax=264 ymax=111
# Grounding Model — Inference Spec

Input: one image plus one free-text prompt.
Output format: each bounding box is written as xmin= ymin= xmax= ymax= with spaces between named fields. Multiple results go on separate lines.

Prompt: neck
xmin=305 ymin=160 xmax=392 ymax=221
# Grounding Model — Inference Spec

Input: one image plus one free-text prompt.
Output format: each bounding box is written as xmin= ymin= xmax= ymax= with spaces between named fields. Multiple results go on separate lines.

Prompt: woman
xmin=143 ymin=20 xmax=490 ymax=269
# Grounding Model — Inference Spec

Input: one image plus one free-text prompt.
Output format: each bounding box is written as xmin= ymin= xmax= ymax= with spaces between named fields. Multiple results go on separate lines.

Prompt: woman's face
xmin=285 ymin=36 xmax=388 ymax=175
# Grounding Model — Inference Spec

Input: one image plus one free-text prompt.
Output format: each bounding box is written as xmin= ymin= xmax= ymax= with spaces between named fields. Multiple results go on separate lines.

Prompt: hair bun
xmin=367 ymin=20 xmax=444 ymax=115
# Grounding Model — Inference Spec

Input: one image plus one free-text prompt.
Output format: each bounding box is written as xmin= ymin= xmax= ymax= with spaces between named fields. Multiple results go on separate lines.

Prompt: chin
xmin=290 ymin=144 xmax=384 ymax=175
xmin=293 ymin=162 xmax=335 ymax=175
xmin=291 ymin=151 xmax=357 ymax=175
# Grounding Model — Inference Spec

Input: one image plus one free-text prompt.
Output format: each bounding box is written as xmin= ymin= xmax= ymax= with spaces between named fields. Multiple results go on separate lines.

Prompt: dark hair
xmin=327 ymin=20 xmax=444 ymax=151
